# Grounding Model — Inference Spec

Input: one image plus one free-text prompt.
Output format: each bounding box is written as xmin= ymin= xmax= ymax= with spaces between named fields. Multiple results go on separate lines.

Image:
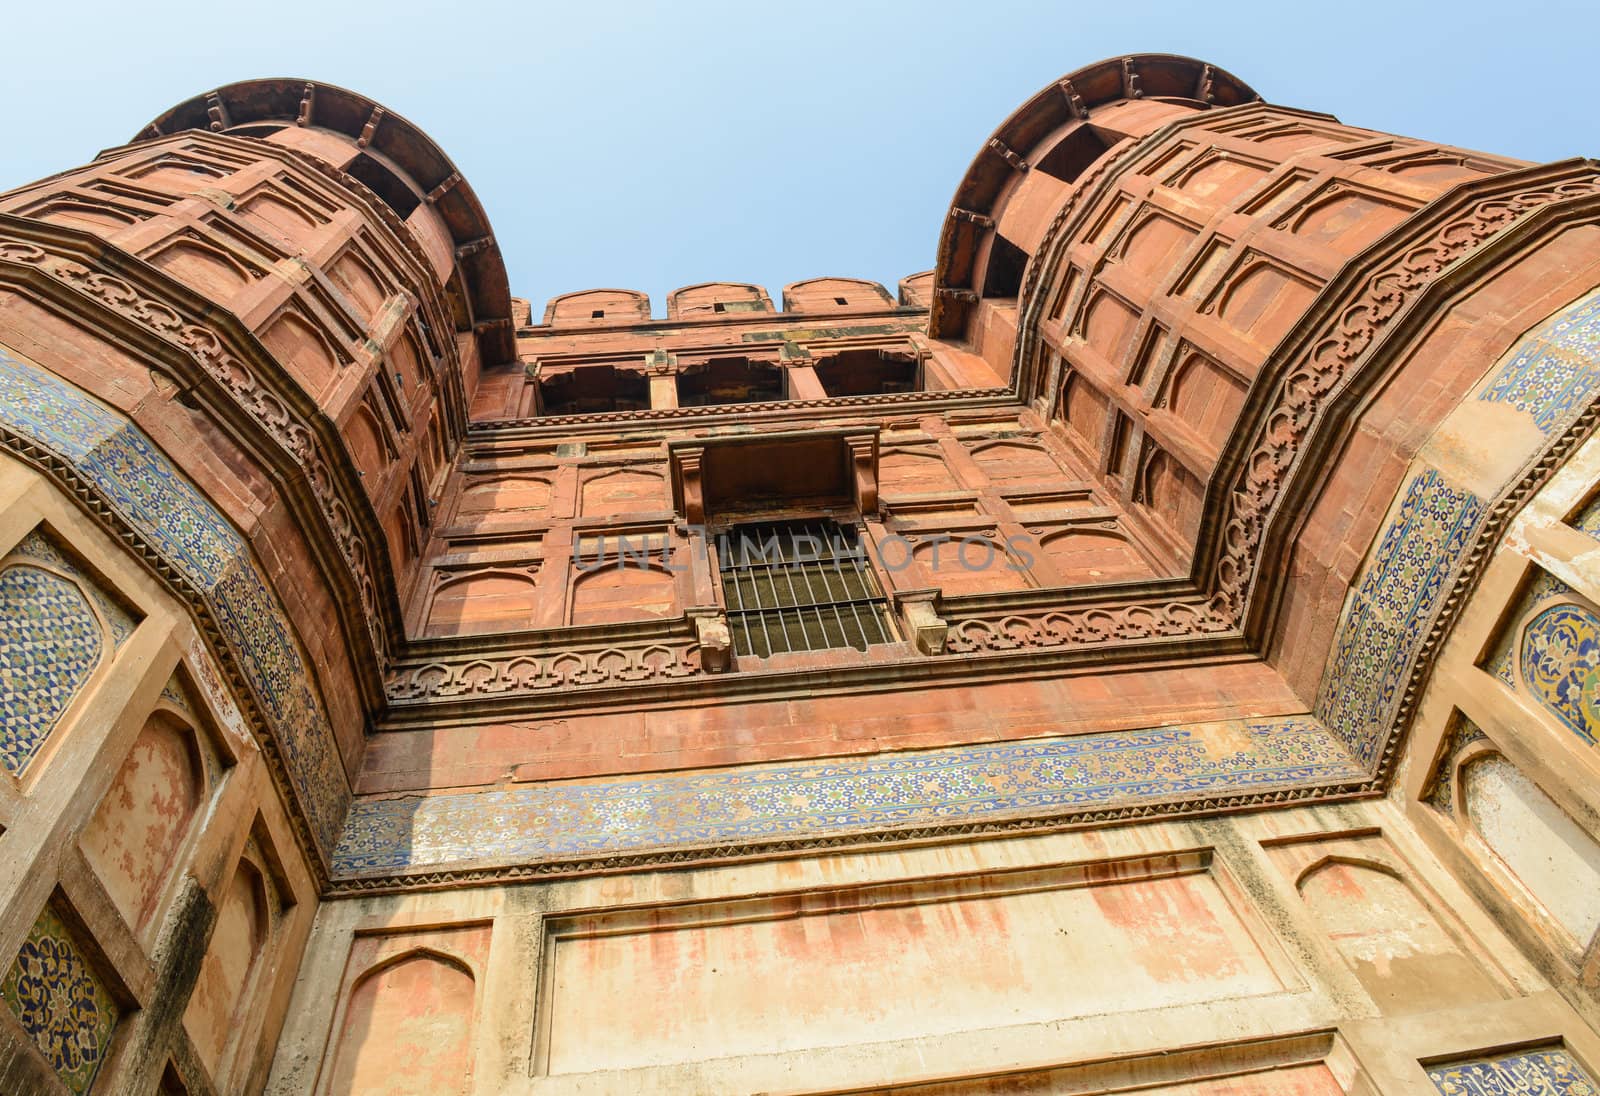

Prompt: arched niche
xmin=1139 ymin=446 xmax=1204 ymax=543
xmin=185 ymin=857 xmax=269 ymax=1072
xmin=1296 ymin=857 xmax=1500 ymax=1012
xmin=569 ymin=563 xmax=676 ymax=626
xmin=326 ymin=248 xmax=392 ymax=322
xmin=878 ymin=448 xmax=958 ymax=496
xmin=968 ymin=440 xmax=1061 ymax=483
xmin=260 ymin=308 xmax=343 ymax=397
xmin=1165 ymin=350 xmax=1247 ymax=451
xmin=79 ymin=710 xmax=206 ymax=933
xmin=454 ymin=476 xmax=552 ymax=526
xmin=1039 ymin=528 xmax=1151 ymax=584
xmin=579 ymin=469 xmax=665 ymax=518
xmin=1463 ymin=755 xmax=1600 ymax=946
xmin=325 ymin=949 xmax=477 ymax=1096
xmin=1058 ymin=370 xmax=1110 ymax=454
xmin=343 ymin=403 xmax=390 ymax=490
xmin=426 ymin=571 xmax=537 ymax=636
xmin=0 ymin=529 xmax=132 ymax=777
xmin=910 ymin=535 xmax=1026 ymax=596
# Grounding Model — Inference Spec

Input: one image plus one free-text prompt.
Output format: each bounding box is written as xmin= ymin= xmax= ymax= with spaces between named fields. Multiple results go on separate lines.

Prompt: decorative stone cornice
xmin=471 ymin=385 xmax=1014 ymax=435
xmin=1223 ymin=165 xmax=1600 ymax=635
xmin=0 ymin=221 xmax=399 ymax=708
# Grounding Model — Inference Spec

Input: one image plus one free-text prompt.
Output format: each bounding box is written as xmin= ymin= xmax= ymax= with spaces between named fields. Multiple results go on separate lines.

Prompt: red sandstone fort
xmin=0 ymin=55 xmax=1597 ymax=1095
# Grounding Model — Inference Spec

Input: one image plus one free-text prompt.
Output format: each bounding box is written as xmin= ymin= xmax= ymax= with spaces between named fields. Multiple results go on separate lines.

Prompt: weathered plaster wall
xmin=267 ymin=798 xmax=1600 ymax=1095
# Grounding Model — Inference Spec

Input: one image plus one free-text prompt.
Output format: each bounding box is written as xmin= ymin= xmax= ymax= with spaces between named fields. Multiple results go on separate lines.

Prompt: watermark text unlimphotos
xmin=574 ymin=528 xmax=1037 ymax=573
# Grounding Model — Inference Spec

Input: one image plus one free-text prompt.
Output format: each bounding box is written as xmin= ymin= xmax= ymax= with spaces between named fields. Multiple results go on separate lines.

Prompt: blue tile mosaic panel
xmin=1475 ymin=566 xmax=1599 ymax=749
xmin=1426 ymin=1046 xmax=1598 ymax=1095
xmin=0 ymin=528 xmax=140 ymax=776
xmin=1480 ymin=292 xmax=1600 ymax=434
xmin=334 ymin=717 xmax=1366 ymax=874
xmin=0 ymin=345 xmax=348 ymax=853
xmin=0 ymin=559 xmax=103 ymax=776
xmin=1319 ymin=469 xmax=1482 ymax=765
xmin=0 ymin=903 xmax=120 ymax=1095
xmin=9 ymin=530 xmax=136 ymax=646
xmin=1485 ymin=569 xmax=1572 ymax=687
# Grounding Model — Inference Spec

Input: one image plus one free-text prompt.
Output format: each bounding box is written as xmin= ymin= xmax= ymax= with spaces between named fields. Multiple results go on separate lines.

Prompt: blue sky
xmin=3 ymin=0 xmax=1594 ymax=316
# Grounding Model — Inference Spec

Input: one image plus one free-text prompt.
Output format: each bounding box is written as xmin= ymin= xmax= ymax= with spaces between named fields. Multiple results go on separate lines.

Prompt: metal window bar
xmin=716 ymin=519 xmax=893 ymax=658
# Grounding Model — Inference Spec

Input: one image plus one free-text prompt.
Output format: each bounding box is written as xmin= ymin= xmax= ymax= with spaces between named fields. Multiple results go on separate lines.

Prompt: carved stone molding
xmin=0 ymin=223 xmax=400 ymax=687
xmin=942 ymin=594 xmax=1230 ymax=654
xmin=476 ymin=385 xmax=1013 ymax=435
xmin=386 ymin=634 xmax=704 ymax=704
xmin=1213 ymin=167 xmax=1600 ymax=624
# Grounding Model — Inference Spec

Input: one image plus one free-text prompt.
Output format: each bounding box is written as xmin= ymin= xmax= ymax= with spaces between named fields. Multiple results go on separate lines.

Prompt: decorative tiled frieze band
xmin=332 ymin=716 xmax=1365 ymax=878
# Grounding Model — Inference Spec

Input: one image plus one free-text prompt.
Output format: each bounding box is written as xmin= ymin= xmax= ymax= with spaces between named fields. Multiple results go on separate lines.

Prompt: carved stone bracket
xmin=894 ymin=589 xmax=948 ymax=655
xmin=844 ymin=434 xmax=879 ymax=518
xmin=672 ymin=444 xmax=707 ymax=526
xmin=688 ymin=606 xmax=732 ymax=672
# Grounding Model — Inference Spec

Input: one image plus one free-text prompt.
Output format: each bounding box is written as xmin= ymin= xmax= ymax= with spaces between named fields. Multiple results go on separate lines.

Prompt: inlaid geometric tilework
xmin=1319 ymin=469 xmax=1482 ymax=766
xmin=0 ymin=345 xmax=348 ymax=854
xmin=9 ymin=530 xmax=136 ymax=646
xmin=1323 ymin=289 xmax=1600 ymax=769
xmin=1544 ymin=290 xmax=1600 ymax=357
xmin=1 ymin=903 xmax=120 ymax=1095
xmin=0 ymin=554 xmax=104 ymax=776
xmin=334 ymin=717 xmax=1366 ymax=874
xmin=1480 ymin=291 xmax=1600 ymax=434
xmin=1426 ymin=1045 xmax=1599 ymax=1095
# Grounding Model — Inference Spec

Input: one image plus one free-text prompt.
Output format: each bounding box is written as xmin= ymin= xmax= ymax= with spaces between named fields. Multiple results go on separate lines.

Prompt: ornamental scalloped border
xmin=472 ymin=385 xmax=1015 ymax=433
xmin=1208 ymin=169 xmax=1600 ymax=623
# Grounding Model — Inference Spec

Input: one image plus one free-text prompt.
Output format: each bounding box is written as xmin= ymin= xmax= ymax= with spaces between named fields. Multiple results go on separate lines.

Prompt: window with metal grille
xmin=715 ymin=519 xmax=895 ymax=658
